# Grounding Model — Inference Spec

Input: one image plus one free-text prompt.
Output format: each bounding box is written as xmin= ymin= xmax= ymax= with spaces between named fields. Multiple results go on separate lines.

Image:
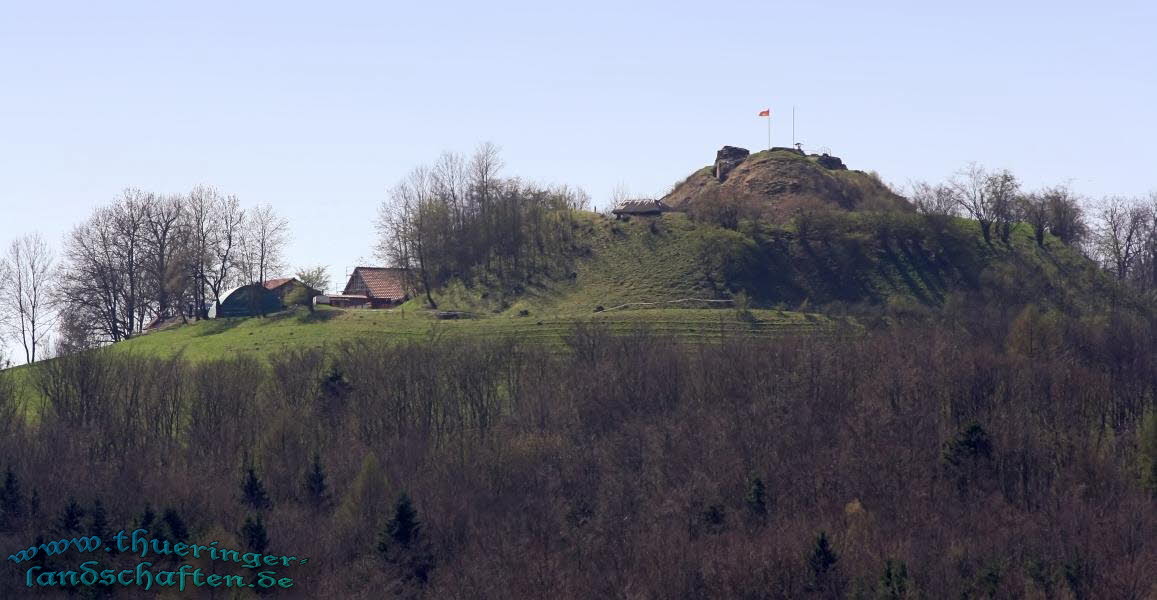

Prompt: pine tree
xmin=242 ymin=467 xmax=272 ymax=511
xmin=304 ymin=453 xmax=330 ymax=510
xmin=29 ymin=489 xmax=39 ymax=522
xmin=88 ymin=500 xmax=109 ymax=539
xmin=377 ymin=493 xmax=434 ymax=585
xmin=807 ymin=531 xmax=840 ymax=591
xmin=162 ymin=508 xmax=189 ymax=542
xmin=137 ymin=503 xmax=156 ymax=532
xmin=241 ymin=515 xmax=269 ymax=553
xmin=380 ymin=493 xmax=421 ymax=551
xmin=745 ymin=477 xmax=768 ymax=520
xmin=878 ymin=559 xmax=909 ymax=600
xmin=55 ymin=498 xmax=85 ymax=536
xmin=0 ymin=469 xmax=23 ymax=531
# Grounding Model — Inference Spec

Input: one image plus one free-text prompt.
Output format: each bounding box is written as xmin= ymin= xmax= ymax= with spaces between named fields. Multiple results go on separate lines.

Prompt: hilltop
xmin=6 ymin=146 xmax=1131 ymax=369
xmin=97 ymin=155 xmax=1125 ymax=362
xmin=662 ymin=146 xmax=911 ymax=220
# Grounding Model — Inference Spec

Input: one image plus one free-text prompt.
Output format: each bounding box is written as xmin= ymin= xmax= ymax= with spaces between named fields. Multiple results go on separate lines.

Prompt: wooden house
xmin=328 ymin=267 xmax=410 ymax=308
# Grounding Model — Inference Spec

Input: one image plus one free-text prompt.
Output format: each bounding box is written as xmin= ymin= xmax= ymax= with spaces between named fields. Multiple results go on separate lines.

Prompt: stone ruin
xmin=713 ymin=146 xmax=750 ymax=182
xmin=712 ymin=145 xmax=847 ymax=181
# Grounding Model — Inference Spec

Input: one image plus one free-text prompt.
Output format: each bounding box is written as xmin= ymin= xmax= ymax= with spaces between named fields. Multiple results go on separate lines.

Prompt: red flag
xmin=758 ymin=109 xmax=770 ymax=117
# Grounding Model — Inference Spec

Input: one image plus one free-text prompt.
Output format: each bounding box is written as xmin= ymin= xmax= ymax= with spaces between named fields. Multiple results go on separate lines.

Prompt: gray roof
xmin=612 ymin=199 xmax=670 ymax=215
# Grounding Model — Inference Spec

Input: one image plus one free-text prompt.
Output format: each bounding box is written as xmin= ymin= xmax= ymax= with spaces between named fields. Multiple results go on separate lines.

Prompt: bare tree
xmin=948 ymin=164 xmax=1018 ymax=244
xmin=1094 ymin=196 xmax=1149 ymax=281
xmin=377 ymin=167 xmax=439 ymax=308
xmin=184 ymin=186 xmax=246 ymax=317
xmin=609 ymin=181 xmax=631 ymax=211
xmin=144 ymin=193 xmax=187 ymax=320
xmin=1046 ymin=186 xmax=1089 ymax=248
xmin=240 ymin=204 xmax=289 ymax=284
xmin=1 ymin=233 xmax=56 ymax=363
xmin=58 ymin=191 xmax=152 ymax=342
xmin=908 ymin=181 xmax=958 ymax=217
xmin=1020 ymin=191 xmax=1050 ymax=247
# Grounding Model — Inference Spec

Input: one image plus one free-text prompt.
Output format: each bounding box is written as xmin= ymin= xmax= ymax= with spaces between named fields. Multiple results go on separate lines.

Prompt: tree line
xmin=375 ymin=143 xmax=591 ymax=307
xmin=909 ymin=163 xmax=1157 ymax=293
xmin=0 ymin=186 xmax=313 ymax=363
xmin=0 ymin=312 xmax=1153 ymax=597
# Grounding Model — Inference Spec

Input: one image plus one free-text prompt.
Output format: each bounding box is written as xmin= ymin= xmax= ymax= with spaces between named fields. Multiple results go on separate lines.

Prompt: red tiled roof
xmin=346 ymin=267 xmax=408 ymax=300
xmin=263 ymin=277 xmax=294 ymax=290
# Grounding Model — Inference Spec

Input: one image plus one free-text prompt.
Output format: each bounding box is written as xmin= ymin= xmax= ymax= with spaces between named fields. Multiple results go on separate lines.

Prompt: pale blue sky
xmin=1 ymin=0 xmax=1155 ymax=304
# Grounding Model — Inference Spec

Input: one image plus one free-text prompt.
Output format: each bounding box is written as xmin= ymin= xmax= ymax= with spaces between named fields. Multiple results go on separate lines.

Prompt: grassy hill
xmin=426 ymin=209 xmax=1117 ymax=315
xmin=0 ymin=152 xmax=1125 ymax=375
xmin=94 ymin=206 xmax=1118 ymax=363
xmin=109 ymin=305 xmax=837 ymax=362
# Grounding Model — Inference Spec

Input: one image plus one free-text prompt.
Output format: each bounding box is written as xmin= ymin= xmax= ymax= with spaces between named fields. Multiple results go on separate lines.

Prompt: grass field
xmin=108 ymin=304 xmax=840 ymax=362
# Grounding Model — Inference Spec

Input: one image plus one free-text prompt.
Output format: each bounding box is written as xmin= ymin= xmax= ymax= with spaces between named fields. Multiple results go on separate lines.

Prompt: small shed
xmin=209 ymin=284 xmax=283 ymax=318
xmin=612 ymin=198 xmax=671 ymax=220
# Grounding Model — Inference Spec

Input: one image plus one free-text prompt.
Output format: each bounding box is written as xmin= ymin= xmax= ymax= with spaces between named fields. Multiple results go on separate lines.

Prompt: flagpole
xmin=792 ymin=106 xmax=796 ymax=146
xmin=767 ymin=112 xmax=771 ymax=151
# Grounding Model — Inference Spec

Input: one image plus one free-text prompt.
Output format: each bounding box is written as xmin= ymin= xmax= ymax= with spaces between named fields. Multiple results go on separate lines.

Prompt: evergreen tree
xmin=88 ymin=499 xmax=109 ymax=539
xmin=137 ymin=503 xmax=156 ymax=532
xmin=878 ymin=559 xmax=909 ymax=599
xmin=0 ymin=468 xmax=23 ymax=531
xmin=241 ymin=515 xmax=269 ymax=554
xmin=304 ymin=453 xmax=330 ymax=510
xmin=162 ymin=508 xmax=189 ymax=542
xmin=745 ymin=477 xmax=768 ymax=520
xmin=380 ymin=493 xmax=421 ymax=551
xmin=242 ymin=467 xmax=272 ymax=511
xmin=807 ymin=531 xmax=840 ymax=592
xmin=377 ymin=493 xmax=434 ymax=585
xmin=29 ymin=489 xmax=39 ymax=522
xmin=55 ymin=497 xmax=85 ymax=536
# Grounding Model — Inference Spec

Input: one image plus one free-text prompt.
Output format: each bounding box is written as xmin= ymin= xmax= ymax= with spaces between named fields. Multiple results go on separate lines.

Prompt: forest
xmin=0 ymin=303 xmax=1155 ymax=598
xmin=0 ymin=147 xmax=1155 ymax=598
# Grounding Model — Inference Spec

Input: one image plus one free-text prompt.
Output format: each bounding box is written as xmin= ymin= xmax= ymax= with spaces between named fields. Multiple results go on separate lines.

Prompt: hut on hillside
xmin=328 ymin=267 xmax=410 ymax=309
xmin=209 ymin=284 xmax=283 ymax=318
xmin=612 ymin=198 xmax=671 ymax=220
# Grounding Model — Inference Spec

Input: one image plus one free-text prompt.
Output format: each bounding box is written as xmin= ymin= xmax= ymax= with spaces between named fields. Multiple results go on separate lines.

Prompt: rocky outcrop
xmin=713 ymin=146 xmax=750 ymax=182
xmin=812 ymin=153 xmax=847 ymax=170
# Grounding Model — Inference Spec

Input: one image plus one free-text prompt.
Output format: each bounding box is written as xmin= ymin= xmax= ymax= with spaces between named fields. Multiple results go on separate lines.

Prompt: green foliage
xmin=294 ymin=265 xmax=331 ymax=294
xmin=699 ymin=503 xmax=726 ymax=535
xmin=877 ymin=559 xmax=909 ymax=599
xmin=54 ymin=497 xmax=84 ymax=535
xmin=242 ymin=467 xmax=272 ymax=511
xmin=807 ymin=531 xmax=840 ymax=591
xmin=137 ymin=504 xmax=156 ymax=531
xmin=378 ymin=492 xmax=435 ymax=586
xmin=162 ymin=507 xmax=189 ymax=542
xmin=380 ymin=493 xmax=421 ymax=550
xmin=241 ymin=514 xmax=269 ymax=553
xmin=284 ymin=285 xmax=316 ymax=313
xmin=733 ymin=290 xmax=755 ymax=322
xmin=87 ymin=499 xmax=109 ymax=540
xmin=304 ymin=453 xmax=331 ymax=511
xmin=0 ymin=468 xmax=23 ymax=531
xmin=942 ymin=422 xmax=993 ymax=467
xmin=1140 ymin=407 xmax=1157 ymax=493
xmin=744 ymin=476 xmax=768 ymax=521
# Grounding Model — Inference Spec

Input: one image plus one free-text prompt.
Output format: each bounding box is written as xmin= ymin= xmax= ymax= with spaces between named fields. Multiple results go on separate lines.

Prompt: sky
xmin=1 ymin=0 xmax=1156 ymax=357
